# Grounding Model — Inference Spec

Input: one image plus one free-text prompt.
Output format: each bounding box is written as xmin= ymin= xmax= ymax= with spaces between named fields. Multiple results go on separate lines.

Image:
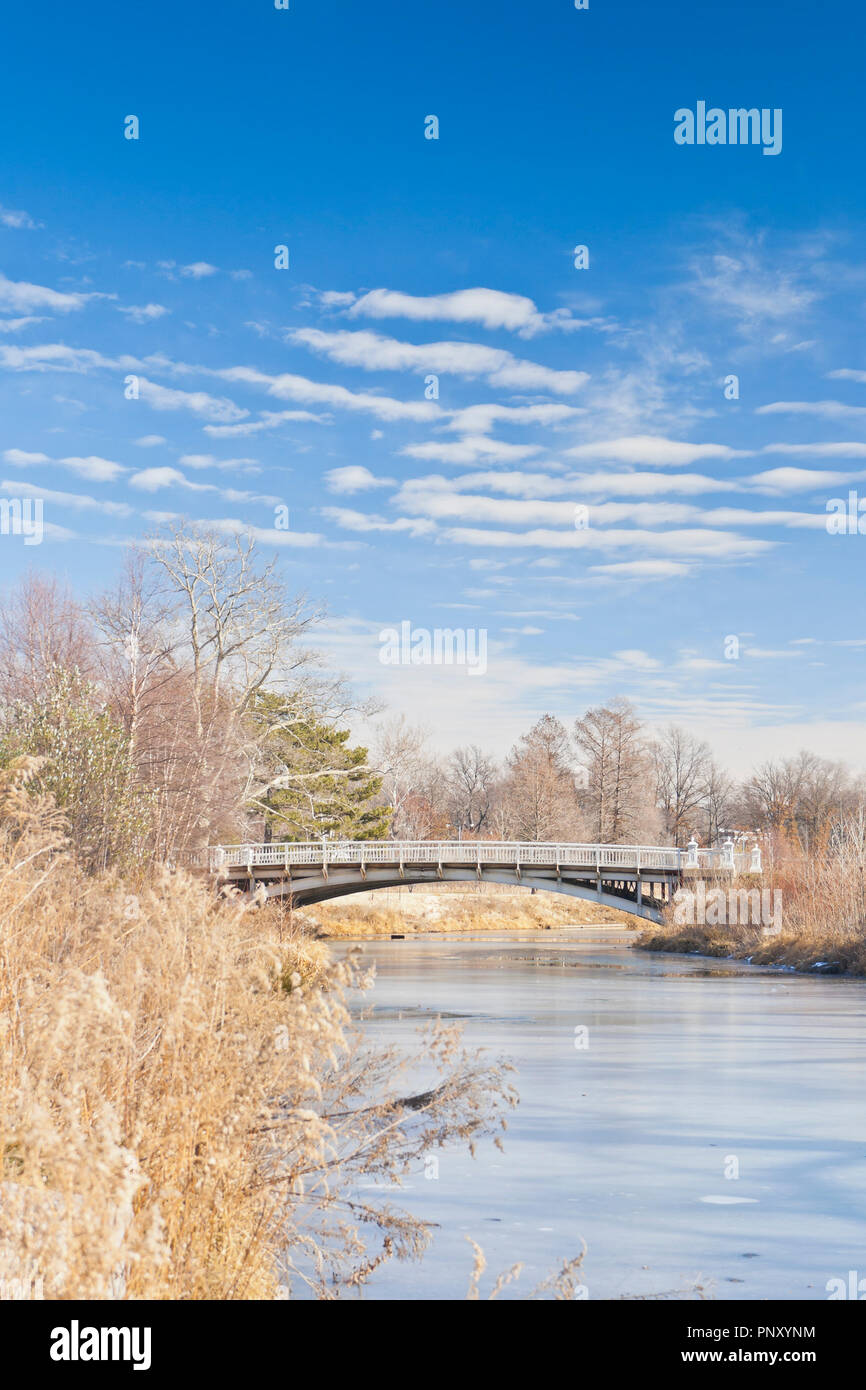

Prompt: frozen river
xmin=332 ymin=928 xmax=866 ymax=1300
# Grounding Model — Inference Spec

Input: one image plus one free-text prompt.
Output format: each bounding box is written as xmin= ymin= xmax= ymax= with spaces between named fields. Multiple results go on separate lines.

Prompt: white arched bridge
xmin=180 ymin=838 xmax=762 ymax=924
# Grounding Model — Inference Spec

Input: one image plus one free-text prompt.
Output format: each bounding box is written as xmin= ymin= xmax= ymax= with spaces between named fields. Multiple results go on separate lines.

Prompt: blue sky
xmin=1 ymin=0 xmax=865 ymax=771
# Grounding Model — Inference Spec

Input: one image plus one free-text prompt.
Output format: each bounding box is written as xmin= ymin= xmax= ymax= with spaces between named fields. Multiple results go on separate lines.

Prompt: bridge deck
xmin=180 ymin=838 xmax=759 ymax=876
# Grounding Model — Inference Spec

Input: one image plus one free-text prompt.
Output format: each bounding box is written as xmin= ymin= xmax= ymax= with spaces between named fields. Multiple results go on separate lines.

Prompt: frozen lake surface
xmin=329 ymin=929 xmax=866 ymax=1300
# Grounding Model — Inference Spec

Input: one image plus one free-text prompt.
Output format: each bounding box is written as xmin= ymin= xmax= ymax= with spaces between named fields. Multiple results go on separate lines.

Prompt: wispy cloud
xmin=342 ymin=286 xmax=609 ymax=337
xmin=290 ymin=326 xmax=588 ymax=395
xmin=0 ymin=204 xmax=41 ymax=229
xmin=118 ymin=302 xmax=170 ymax=323
xmin=324 ymin=466 xmax=395 ymax=493
xmin=3 ymin=447 xmax=126 ymax=481
xmin=0 ymin=274 xmax=102 ymax=314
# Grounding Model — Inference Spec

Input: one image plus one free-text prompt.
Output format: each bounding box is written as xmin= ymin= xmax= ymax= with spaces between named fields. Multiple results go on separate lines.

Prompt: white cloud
xmin=0 ymin=205 xmax=41 ymax=229
xmin=0 ymin=480 xmax=131 ymax=515
xmin=757 ymin=400 xmax=866 ymax=420
xmin=686 ymin=249 xmax=819 ymax=331
xmin=0 ymin=316 xmax=46 ymax=332
xmin=3 ymin=448 xmax=126 ymax=481
xmin=826 ymin=369 xmax=866 ymax=385
xmin=320 ymin=506 xmax=436 ymax=537
xmin=203 ymin=409 xmax=330 ymax=438
xmin=0 ymin=274 xmax=99 ymax=314
xmin=747 ymin=467 xmax=866 ymax=493
xmin=393 ymin=482 xmax=824 ymax=532
xmin=319 ymin=290 xmax=357 ymax=307
xmin=345 ymin=286 xmax=606 ymax=337
xmin=612 ymin=649 xmax=662 ymax=669
xmin=442 ymin=403 xmax=584 ymax=434
xmin=565 ymin=435 xmax=745 ymax=466
xmin=118 ymin=303 xmax=170 ymax=323
xmin=401 ymin=436 xmax=542 ymax=465
xmin=742 ymin=647 xmax=804 ymax=659
xmin=592 ymin=560 xmax=691 ymax=579
xmin=129 ymin=467 xmax=279 ymax=505
xmin=441 ymin=525 xmax=774 ymax=560
xmin=204 ymin=517 xmax=327 ymax=548
xmin=178 ymin=453 xmax=261 ymax=473
xmin=324 ymin=466 xmax=395 ymax=494
xmin=290 ymin=326 xmax=588 ymax=395
xmin=137 ymin=376 xmax=249 ymax=423
xmin=134 ymin=435 xmax=168 ymax=447
xmin=761 ymin=441 xmax=866 ymax=458
xmin=130 ymin=466 xmax=203 ymax=491
xmin=0 ymin=342 xmax=133 ymax=373
xmin=156 ymin=260 xmax=220 ymax=281
xmin=416 ymin=469 xmax=738 ymax=499
xmin=181 ymin=262 xmax=219 ymax=278
xmin=216 ymin=364 xmax=440 ymax=424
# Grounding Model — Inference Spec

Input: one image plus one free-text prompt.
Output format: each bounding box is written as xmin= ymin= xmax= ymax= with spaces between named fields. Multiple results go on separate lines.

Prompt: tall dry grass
xmin=639 ymin=821 xmax=866 ymax=975
xmin=0 ymin=760 xmax=516 ymax=1299
xmin=306 ymin=887 xmax=635 ymax=939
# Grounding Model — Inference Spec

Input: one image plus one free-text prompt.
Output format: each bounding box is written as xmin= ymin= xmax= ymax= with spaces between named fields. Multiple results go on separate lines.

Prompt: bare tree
xmin=742 ymin=750 xmax=853 ymax=852
xmin=573 ymin=698 xmax=651 ymax=843
xmin=86 ymin=524 xmax=331 ymax=852
xmin=0 ymin=572 xmax=97 ymax=703
xmin=499 ymin=715 xmax=583 ymax=842
xmin=371 ymin=715 xmax=433 ymax=837
xmin=447 ymin=745 xmax=499 ymax=836
xmin=91 ymin=550 xmax=180 ymax=761
xmin=700 ymin=759 xmax=736 ymax=846
xmin=652 ymin=725 xmax=711 ymax=847
xmin=149 ymin=524 xmax=323 ymax=736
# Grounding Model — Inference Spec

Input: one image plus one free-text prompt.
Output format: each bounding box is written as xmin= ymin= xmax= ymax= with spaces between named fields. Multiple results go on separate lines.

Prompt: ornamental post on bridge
xmin=723 ymin=837 xmax=735 ymax=871
xmin=750 ymin=841 xmax=762 ymax=874
xmin=686 ymin=837 xmax=699 ymax=869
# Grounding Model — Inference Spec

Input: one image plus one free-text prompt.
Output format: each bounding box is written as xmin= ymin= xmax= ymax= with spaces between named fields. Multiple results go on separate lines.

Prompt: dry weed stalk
xmin=0 ymin=763 xmax=516 ymax=1299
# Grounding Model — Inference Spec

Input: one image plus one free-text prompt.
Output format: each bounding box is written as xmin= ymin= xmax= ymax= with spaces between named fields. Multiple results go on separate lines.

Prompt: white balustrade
xmin=198 ymin=839 xmax=757 ymax=875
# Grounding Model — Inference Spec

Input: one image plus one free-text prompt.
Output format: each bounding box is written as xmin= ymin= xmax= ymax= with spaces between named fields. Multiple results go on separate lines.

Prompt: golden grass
xmin=638 ymin=847 xmax=866 ymax=977
xmin=0 ymin=761 xmax=516 ymax=1299
xmin=301 ymin=887 xmax=637 ymax=939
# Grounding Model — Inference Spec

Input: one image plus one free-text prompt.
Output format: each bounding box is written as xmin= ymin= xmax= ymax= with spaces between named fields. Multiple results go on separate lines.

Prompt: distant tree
xmin=699 ymin=759 xmax=737 ymax=846
xmin=371 ymin=716 xmax=433 ymax=837
xmin=652 ymin=725 xmax=711 ymax=847
xmin=446 ymin=745 xmax=499 ymax=836
xmin=741 ymin=750 xmax=853 ymax=852
xmin=0 ymin=572 xmax=97 ymax=703
xmin=573 ymin=698 xmax=649 ymax=843
xmin=499 ymin=715 xmax=583 ymax=841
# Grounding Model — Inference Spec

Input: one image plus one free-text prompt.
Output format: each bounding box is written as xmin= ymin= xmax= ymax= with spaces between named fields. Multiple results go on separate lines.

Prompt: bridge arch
xmin=255 ymin=866 xmax=666 ymax=925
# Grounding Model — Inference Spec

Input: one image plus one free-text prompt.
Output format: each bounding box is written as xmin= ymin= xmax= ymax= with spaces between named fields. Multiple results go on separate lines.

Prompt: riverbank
xmin=0 ymin=762 xmax=514 ymax=1299
xmin=295 ymin=885 xmax=637 ymax=938
xmin=636 ymin=921 xmax=866 ymax=977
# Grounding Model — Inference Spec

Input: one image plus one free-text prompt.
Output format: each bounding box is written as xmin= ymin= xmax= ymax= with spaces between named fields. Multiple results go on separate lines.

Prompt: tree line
xmin=0 ymin=523 xmax=861 ymax=870
xmin=374 ymin=707 xmax=863 ymax=858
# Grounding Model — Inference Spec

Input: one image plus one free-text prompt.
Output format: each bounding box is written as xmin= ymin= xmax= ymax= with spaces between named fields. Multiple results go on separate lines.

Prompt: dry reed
xmin=0 ymin=760 xmax=517 ymax=1299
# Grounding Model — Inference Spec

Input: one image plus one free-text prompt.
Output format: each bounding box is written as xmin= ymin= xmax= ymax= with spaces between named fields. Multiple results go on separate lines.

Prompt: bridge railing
xmin=186 ymin=839 xmax=760 ymax=875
